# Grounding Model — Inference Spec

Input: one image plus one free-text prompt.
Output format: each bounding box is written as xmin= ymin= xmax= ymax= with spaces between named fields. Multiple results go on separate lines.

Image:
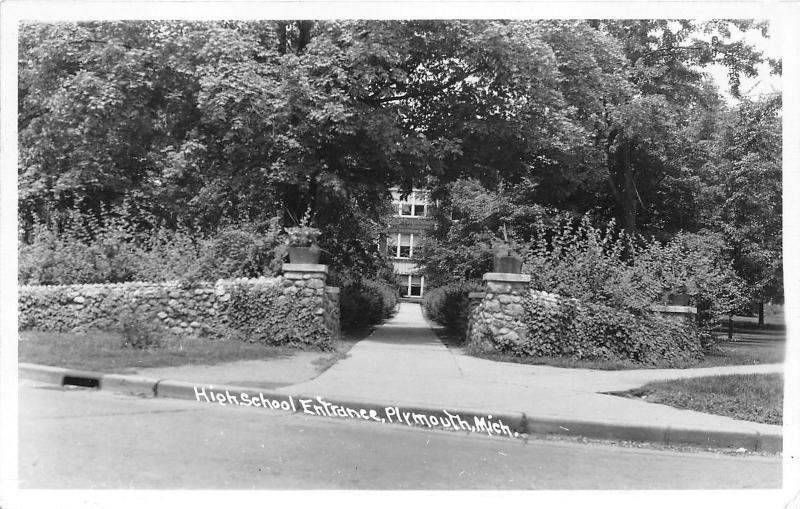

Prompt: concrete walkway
xmin=19 ymin=301 xmax=783 ymax=450
xmin=280 ymin=302 xmax=783 ymax=436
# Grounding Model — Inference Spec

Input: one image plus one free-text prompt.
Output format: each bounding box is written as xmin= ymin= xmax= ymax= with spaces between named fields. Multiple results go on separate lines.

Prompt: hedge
xmin=502 ymin=291 xmax=704 ymax=366
xmin=340 ymin=279 xmax=399 ymax=330
xmin=422 ymin=281 xmax=484 ymax=337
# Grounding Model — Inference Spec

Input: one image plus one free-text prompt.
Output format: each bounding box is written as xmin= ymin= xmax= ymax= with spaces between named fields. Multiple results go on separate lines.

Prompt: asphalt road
xmin=17 ymin=380 xmax=781 ymax=490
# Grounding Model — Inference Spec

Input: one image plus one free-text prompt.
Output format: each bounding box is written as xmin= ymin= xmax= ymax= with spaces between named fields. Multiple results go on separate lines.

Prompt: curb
xmin=19 ymin=362 xmax=783 ymax=453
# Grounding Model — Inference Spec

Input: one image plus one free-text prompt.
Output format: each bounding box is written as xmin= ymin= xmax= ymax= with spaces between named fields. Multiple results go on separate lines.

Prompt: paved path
xmin=281 ymin=303 xmax=783 ymax=435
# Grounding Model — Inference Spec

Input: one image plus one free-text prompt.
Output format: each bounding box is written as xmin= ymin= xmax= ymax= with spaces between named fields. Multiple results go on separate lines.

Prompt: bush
xmin=18 ymin=208 xmax=286 ymax=285
xmin=362 ymin=279 xmax=400 ymax=317
xmin=340 ymin=280 xmax=399 ymax=330
xmin=19 ymin=220 xmax=143 ymax=285
xmin=500 ymin=291 xmax=704 ymax=367
xmin=116 ymin=311 xmax=162 ymax=349
xmin=188 ymin=221 xmax=285 ymax=282
xmin=422 ymin=281 xmax=484 ymax=337
xmin=524 ymin=216 xmax=749 ymax=320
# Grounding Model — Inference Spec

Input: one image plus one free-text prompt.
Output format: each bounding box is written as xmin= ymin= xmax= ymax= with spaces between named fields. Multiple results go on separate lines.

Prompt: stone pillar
xmin=464 ymin=291 xmax=485 ymax=340
xmin=650 ymin=304 xmax=697 ymax=325
xmin=282 ymin=262 xmax=330 ymax=326
xmin=467 ymin=292 xmax=485 ymax=316
xmin=468 ymin=273 xmax=530 ymax=351
xmin=282 ymin=263 xmax=328 ymax=283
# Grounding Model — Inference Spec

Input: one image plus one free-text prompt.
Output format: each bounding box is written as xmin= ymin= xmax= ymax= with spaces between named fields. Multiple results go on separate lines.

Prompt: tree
xmin=588 ymin=19 xmax=771 ymax=234
xmin=17 ymin=20 xmax=628 ymax=279
xmin=702 ymin=94 xmax=783 ymax=320
xmin=18 ymin=19 xmax=781 ymax=296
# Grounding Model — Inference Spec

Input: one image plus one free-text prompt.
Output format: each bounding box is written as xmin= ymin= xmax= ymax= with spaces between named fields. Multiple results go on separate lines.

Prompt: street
xmin=17 ymin=379 xmax=781 ymax=489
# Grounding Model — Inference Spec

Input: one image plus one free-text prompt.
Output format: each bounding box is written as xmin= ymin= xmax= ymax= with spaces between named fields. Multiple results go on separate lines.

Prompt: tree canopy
xmin=18 ymin=19 xmax=781 ymax=302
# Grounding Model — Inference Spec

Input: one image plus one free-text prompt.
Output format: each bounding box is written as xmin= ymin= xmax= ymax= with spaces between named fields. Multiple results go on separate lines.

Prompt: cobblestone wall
xmin=466 ymin=276 xmax=702 ymax=365
xmin=19 ymin=275 xmax=340 ymax=349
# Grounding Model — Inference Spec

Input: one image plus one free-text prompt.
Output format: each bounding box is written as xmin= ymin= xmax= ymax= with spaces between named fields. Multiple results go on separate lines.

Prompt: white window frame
xmin=394 ymin=191 xmax=427 ymax=218
xmin=400 ymin=274 xmax=425 ymax=297
xmin=391 ymin=233 xmax=414 ymax=259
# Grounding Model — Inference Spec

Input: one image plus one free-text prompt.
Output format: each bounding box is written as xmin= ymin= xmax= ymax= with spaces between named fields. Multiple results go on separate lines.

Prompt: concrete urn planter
xmin=493 ymin=251 xmax=523 ymax=274
xmin=288 ymin=245 xmax=321 ymax=264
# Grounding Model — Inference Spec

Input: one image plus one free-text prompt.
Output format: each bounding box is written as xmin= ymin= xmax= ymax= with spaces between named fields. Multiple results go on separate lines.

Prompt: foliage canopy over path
xmin=18 ymin=20 xmax=781 ymax=306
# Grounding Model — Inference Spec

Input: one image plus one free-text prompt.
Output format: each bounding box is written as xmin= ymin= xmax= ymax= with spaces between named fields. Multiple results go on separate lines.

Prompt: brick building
xmin=382 ymin=189 xmax=434 ymax=299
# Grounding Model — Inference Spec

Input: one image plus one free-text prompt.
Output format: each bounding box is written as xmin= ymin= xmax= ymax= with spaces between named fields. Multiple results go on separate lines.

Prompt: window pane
xmin=398 ymin=234 xmax=411 ymax=257
xmin=409 ymin=275 xmax=422 ymax=296
xmin=401 ymin=203 xmax=412 ymax=215
xmin=397 ymin=275 xmax=410 ymax=296
xmin=414 ymin=204 xmax=425 ymax=216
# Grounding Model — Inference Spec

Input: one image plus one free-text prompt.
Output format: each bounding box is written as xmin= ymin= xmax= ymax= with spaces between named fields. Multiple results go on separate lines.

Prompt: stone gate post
xmin=281 ymin=263 xmax=340 ymax=342
xmin=467 ymin=272 xmax=530 ymax=351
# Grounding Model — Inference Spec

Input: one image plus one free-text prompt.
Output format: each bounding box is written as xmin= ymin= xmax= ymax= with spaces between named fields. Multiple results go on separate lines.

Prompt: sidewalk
xmin=279 ymin=302 xmax=782 ymax=436
xmin=20 ymin=302 xmax=783 ymax=451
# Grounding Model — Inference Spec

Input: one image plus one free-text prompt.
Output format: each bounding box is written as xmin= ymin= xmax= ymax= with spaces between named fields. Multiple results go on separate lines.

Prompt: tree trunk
xmin=607 ymin=139 xmax=637 ymax=234
xmin=758 ymin=300 xmax=765 ymax=327
xmin=276 ymin=22 xmax=287 ymax=55
xmin=296 ymin=21 xmax=313 ymax=54
xmin=621 ymin=143 xmax=637 ymax=234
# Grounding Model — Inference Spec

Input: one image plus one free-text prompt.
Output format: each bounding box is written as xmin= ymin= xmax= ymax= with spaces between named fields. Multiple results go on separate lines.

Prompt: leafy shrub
xmin=340 ymin=280 xmax=399 ymax=330
xmin=361 ymin=279 xmax=400 ymax=317
xmin=18 ymin=208 xmax=285 ymax=285
xmin=422 ymin=281 xmax=484 ymax=336
xmin=524 ymin=215 xmax=749 ymax=320
xmin=19 ymin=219 xmax=143 ymax=285
xmin=501 ymin=291 xmax=704 ymax=367
xmin=189 ymin=220 xmax=284 ymax=281
xmin=116 ymin=311 xmax=162 ymax=349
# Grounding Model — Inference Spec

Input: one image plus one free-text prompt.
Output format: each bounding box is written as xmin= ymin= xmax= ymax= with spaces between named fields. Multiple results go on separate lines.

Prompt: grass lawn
xmin=18 ymin=327 xmax=371 ymax=374
xmin=608 ymin=373 xmax=784 ymax=425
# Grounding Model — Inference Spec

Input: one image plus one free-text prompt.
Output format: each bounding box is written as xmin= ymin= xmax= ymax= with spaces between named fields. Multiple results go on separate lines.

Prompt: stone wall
xmin=19 ymin=269 xmax=341 ymax=349
xmin=466 ymin=275 xmax=702 ymax=365
xmin=466 ymin=273 xmax=531 ymax=352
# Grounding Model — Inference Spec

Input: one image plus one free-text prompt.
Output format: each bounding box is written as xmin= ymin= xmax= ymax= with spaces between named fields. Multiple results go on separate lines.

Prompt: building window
xmin=398 ymin=274 xmax=425 ymax=297
xmin=399 ymin=234 xmax=412 ymax=258
xmin=393 ymin=190 xmax=428 ymax=217
xmin=409 ymin=275 xmax=423 ymax=297
xmin=388 ymin=233 xmax=414 ymax=259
